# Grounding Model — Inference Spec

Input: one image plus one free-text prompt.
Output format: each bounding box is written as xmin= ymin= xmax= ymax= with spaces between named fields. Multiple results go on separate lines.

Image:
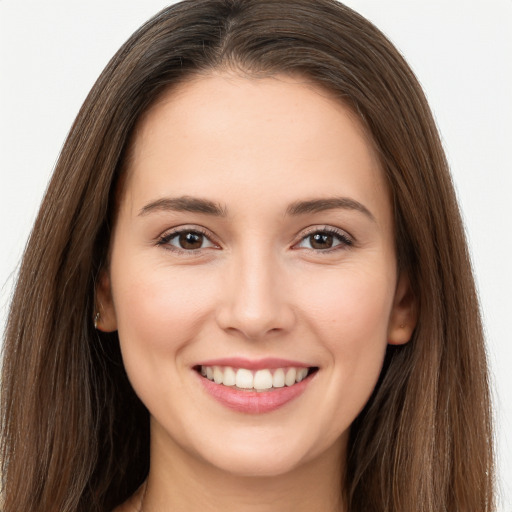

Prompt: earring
xmin=94 ymin=312 xmax=100 ymax=329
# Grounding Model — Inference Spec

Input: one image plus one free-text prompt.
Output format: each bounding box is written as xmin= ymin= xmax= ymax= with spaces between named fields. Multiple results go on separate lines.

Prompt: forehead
xmin=131 ymin=72 xmax=375 ymax=162
xmin=121 ymin=72 xmax=390 ymax=224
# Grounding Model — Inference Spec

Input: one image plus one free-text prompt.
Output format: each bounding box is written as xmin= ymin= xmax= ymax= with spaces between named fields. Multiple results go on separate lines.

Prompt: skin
xmin=100 ymin=73 xmax=416 ymax=512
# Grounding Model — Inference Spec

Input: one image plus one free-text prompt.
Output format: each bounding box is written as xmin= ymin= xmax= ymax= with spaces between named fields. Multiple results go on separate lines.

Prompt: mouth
xmin=194 ymin=365 xmax=319 ymax=392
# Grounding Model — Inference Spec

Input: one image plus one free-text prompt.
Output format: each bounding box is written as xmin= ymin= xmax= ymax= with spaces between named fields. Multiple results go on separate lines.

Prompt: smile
xmin=197 ymin=365 xmax=316 ymax=392
xmin=194 ymin=362 xmax=318 ymax=414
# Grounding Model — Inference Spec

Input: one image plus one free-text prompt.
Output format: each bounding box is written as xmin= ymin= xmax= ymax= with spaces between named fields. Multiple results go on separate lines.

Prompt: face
xmin=98 ymin=73 xmax=415 ymax=478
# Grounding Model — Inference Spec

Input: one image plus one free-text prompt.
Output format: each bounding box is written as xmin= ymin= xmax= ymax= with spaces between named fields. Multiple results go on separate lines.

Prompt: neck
xmin=143 ymin=422 xmax=347 ymax=512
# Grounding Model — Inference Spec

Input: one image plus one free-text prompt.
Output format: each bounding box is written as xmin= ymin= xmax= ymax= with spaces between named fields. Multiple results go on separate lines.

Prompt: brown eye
xmin=295 ymin=229 xmax=353 ymax=251
xmin=309 ymin=233 xmax=334 ymax=249
xmin=179 ymin=232 xmax=204 ymax=250
xmin=159 ymin=229 xmax=217 ymax=251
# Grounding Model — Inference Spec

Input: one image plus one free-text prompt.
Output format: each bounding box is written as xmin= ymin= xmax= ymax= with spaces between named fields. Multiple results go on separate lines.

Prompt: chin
xmin=203 ymin=449 xmax=307 ymax=478
xmin=190 ymin=426 xmax=340 ymax=479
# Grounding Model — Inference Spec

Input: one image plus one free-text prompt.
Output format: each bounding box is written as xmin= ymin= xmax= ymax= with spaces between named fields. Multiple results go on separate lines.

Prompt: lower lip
xmin=196 ymin=372 xmax=314 ymax=414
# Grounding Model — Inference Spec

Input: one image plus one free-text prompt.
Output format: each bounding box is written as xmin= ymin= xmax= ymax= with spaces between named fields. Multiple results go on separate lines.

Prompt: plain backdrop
xmin=1 ymin=0 xmax=511 ymax=509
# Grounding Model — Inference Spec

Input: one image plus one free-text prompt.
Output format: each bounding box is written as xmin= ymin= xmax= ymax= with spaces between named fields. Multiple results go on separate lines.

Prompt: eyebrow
xmin=138 ymin=196 xmax=227 ymax=217
xmin=138 ymin=195 xmax=375 ymax=222
xmin=286 ymin=197 xmax=376 ymax=222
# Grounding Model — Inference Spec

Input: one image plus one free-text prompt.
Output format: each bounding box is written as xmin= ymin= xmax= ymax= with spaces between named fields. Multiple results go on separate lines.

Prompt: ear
xmin=387 ymin=272 xmax=417 ymax=345
xmin=94 ymin=269 xmax=118 ymax=332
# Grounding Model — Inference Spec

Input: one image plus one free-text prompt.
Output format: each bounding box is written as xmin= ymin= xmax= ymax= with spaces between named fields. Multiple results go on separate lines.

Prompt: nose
xmin=215 ymin=249 xmax=296 ymax=340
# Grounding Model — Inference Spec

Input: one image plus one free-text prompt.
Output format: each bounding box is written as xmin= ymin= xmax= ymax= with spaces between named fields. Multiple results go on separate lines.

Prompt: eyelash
xmin=294 ymin=226 xmax=353 ymax=253
xmin=157 ymin=227 xmax=219 ymax=255
xmin=156 ymin=226 xmax=353 ymax=254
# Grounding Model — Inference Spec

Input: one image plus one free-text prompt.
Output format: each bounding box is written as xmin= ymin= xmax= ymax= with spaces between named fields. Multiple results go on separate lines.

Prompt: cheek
xmin=294 ymin=265 xmax=395 ymax=409
xmin=110 ymin=261 xmax=218 ymax=371
xmin=297 ymin=264 xmax=395 ymax=342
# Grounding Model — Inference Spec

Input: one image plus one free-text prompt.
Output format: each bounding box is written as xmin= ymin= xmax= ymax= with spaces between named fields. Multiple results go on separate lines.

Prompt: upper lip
xmin=195 ymin=357 xmax=315 ymax=370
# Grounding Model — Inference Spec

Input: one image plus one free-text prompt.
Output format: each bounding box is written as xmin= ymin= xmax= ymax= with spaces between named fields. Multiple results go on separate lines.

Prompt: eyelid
xmin=292 ymin=225 xmax=354 ymax=251
xmin=156 ymin=225 xmax=221 ymax=253
xmin=155 ymin=224 xmax=353 ymax=254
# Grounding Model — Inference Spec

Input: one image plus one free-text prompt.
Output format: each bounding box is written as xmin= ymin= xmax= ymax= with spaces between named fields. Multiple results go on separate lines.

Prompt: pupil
xmin=179 ymin=232 xmax=203 ymax=249
xmin=311 ymin=233 xmax=333 ymax=249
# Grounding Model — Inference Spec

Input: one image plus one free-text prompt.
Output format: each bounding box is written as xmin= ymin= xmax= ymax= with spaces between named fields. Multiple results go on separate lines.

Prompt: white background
xmin=1 ymin=1 xmax=511 ymax=509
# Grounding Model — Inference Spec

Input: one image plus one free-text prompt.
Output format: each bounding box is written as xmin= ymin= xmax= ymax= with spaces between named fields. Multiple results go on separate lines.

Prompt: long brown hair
xmin=1 ymin=1 xmax=494 ymax=510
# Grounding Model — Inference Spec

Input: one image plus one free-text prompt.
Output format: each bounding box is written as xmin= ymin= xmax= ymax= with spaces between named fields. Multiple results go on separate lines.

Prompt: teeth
xmin=296 ymin=368 xmax=308 ymax=382
xmin=223 ymin=366 xmax=236 ymax=386
xmin=253 ymin=369 xmax=273 ymax=390
xmin=236 ymin=368 xmax=254 ymax=389
xmin=285 ymin=368 xmax=297 ymax=386
xmin=199 ymin=365 xmax=313 ymax=391
xmin=213 ymin=366 xmax=223 ymax=384
xmin=272 ymin=368 xmax=285 ymax=388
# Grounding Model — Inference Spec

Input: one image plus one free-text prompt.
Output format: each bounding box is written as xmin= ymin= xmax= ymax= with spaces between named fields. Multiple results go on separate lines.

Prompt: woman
xmin=1 ymin=1 xmax=495 ymax=511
